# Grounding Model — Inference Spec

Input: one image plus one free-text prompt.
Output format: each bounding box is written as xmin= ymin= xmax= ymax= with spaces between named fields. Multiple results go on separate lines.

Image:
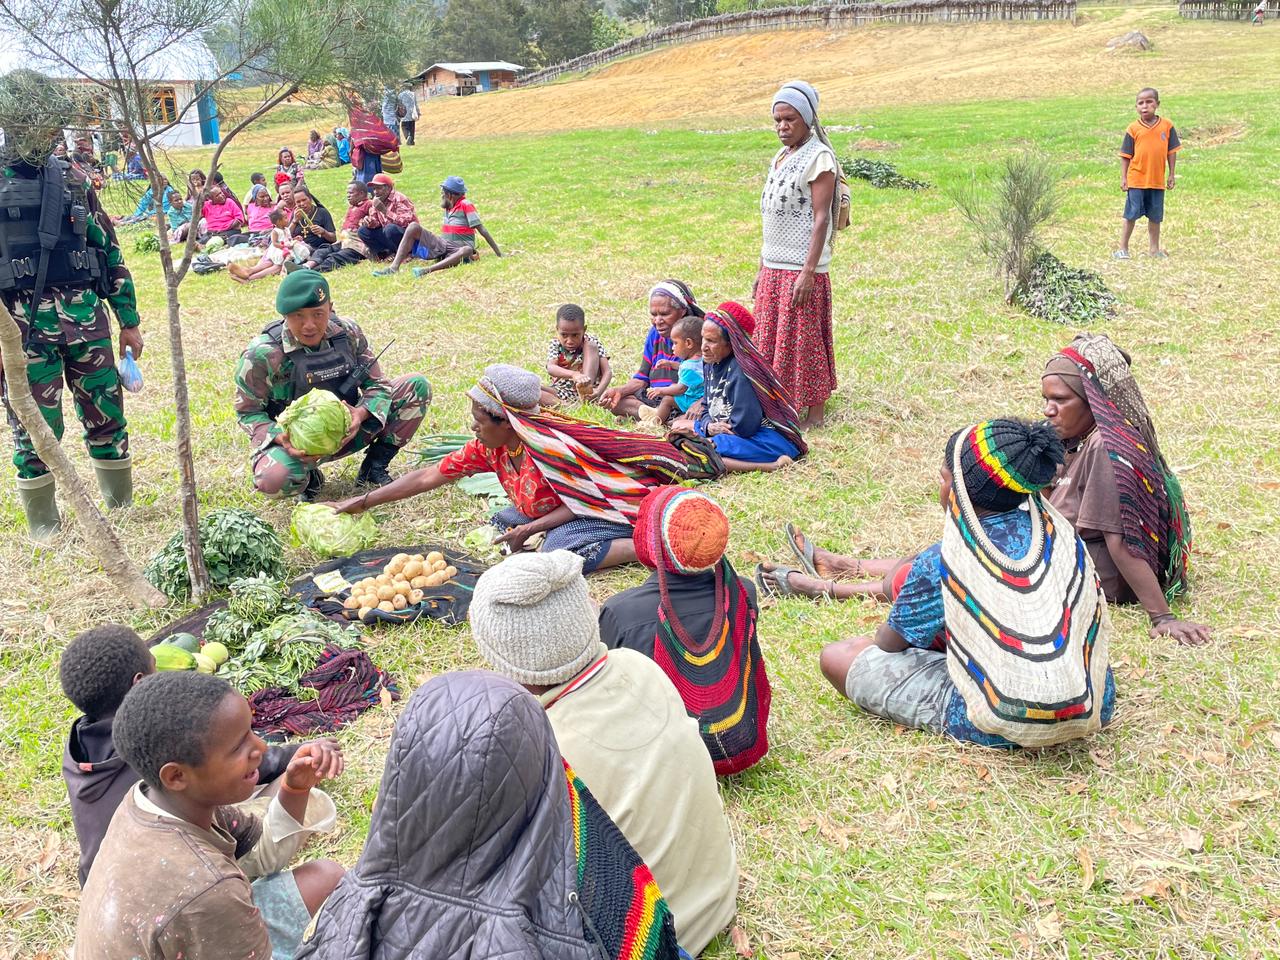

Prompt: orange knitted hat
xmin=634 ymin=487 xmax=730 ymax=574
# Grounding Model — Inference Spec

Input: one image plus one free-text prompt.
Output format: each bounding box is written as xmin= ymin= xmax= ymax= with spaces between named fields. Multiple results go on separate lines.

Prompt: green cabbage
xmin=291 ymin=503 xmax=378 ymax=557
xmin=278 ymin=391 xmax=352 ymax=456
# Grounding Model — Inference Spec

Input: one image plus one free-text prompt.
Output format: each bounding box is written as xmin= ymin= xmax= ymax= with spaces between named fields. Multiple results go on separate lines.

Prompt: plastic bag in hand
xmin=117 ymin=347 xmax=144 ymax=393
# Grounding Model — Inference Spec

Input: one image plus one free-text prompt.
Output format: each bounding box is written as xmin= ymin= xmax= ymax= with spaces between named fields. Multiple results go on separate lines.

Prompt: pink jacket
xmin=202 ymin=196 xmax=245 ymax=232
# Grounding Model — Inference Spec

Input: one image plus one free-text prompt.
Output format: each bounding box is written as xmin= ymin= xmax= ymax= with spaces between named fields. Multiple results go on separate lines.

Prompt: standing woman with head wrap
xmin=755 ymin=80 xmax=840 ymax=429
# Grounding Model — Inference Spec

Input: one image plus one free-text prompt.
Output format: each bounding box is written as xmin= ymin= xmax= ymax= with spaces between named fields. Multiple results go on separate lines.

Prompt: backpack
xmin=939 ymin=448 xmax=1111 ymax=747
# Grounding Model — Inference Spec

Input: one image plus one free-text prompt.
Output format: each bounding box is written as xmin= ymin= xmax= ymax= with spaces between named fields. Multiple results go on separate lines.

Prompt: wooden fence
xmin=1178 ymin=0 xmax=1274 ymax=18
xmin=518 ymin=0 xmax=1078 ymax=87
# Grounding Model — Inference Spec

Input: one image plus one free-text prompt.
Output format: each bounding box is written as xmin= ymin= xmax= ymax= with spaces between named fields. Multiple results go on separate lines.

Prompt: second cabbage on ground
xmin=292 ymin=503 xmax=378 ymax=557
xmin=278 ymin=391 xmax=352 ymax=456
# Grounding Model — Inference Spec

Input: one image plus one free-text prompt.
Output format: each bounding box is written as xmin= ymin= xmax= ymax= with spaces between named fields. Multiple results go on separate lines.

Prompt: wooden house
xmin=412 ymin=61 xmax=525 ymax=99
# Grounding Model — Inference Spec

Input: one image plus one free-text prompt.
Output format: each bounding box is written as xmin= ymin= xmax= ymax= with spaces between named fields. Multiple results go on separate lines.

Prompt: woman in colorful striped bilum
xmin=818 ymin=419 xmax=1117 ymax=749
xmin=333 ymin=364 xmax=696 ymax=573
xmin=1041 ymin=333 xmax=1210 ymax=645
xmin=294 ymin=671 xmax=680 ymax=960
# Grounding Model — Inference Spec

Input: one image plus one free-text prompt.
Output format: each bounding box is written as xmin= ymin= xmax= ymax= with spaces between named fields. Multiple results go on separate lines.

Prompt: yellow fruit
xmin=377 ymin=584 xmax=396 ymax=601
xmin=426 ymin=551 xmax=444 ymax=565
xmin=410 ymin=575 xmax=429 ymax=589
xmin=377 ymin=600 xmax=395 ymax=612
xmin=392 ymin=593 xmax=408 ymax=610
xmin=403 ymin=560 xmax=423 ymax=579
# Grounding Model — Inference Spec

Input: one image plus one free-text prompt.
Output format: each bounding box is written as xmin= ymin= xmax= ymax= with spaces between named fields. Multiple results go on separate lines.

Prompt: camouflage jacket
xmin=1 ymin=167 xmax=139 ymax=345
xmin=234 ymin=314 xmax=392 ymax=450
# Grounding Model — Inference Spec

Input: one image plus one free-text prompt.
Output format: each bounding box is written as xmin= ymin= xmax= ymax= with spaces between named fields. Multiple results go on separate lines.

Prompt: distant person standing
xmin=754 ymin=80 xmax=839 ymax=430
xmin=398 ymin=82 xmax=420 ymax=146
xmin=1116 ymin=87 xmax=1180 ymax=259
xmin=1253 ymin=0 xmax=1265 ymax=23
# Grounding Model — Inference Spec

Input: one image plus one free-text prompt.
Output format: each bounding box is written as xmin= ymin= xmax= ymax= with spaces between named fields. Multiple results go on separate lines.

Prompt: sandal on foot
xmin=1112 ymin=250 xmax=1131 ymax=260
xmin=1148 ymin=250 xmax=1169 ymax=259
xmin=754 ymin=563 xmax=835 ymax=600
xmin=371 ymin=267 xmax=398 ymax=277
xmin=784 ymin=523 xmax=820 ymax=577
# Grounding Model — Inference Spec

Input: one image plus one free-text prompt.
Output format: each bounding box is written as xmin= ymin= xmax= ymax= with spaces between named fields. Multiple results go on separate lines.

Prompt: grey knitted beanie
xmin=470 ymin=550 xmax=603 ymax=686
xmin=468 ymin=363 xmax=542 ymax=417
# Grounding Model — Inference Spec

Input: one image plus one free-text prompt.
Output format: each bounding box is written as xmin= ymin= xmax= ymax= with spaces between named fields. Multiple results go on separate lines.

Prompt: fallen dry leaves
xmin=1076 ymin=847 xmax=1096 ymax=893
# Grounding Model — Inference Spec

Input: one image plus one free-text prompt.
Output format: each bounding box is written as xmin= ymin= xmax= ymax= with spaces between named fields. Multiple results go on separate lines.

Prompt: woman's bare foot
xmin=766 ymin=455 xmax=794 ymax=472
xmin=760 ymin=563 xmax=837 ymax=599
xmin=790 ymin=527 xmax=862 ymax=580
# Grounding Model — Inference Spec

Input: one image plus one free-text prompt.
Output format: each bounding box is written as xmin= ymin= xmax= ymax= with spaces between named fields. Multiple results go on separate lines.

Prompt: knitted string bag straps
xmin=939 ymin=422 xmax=1113 ymax=748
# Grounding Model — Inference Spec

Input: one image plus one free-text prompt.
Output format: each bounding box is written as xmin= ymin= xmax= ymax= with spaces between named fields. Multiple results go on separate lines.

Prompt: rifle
xmin=334 ymin=338 xmax=394 ymax=406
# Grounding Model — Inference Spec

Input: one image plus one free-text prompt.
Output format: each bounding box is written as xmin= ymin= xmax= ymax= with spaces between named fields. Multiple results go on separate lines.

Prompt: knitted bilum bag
xmin=940 ymin=439 xmax=1113 ymax=748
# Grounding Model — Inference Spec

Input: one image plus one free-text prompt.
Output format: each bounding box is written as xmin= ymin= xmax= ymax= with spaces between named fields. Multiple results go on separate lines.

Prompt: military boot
xmin=93 ymin=455 xmax=133 ymax=509
xmin=16 ymin=472 xmax=60 ymax=541
xmin=356 ymin=440 xmax=400 ymax=489
xmin=300 ymin=468 xmax=325 ymax=502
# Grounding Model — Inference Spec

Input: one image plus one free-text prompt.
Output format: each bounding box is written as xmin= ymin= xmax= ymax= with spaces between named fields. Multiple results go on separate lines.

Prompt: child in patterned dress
xmin=541 ymin=303 xmax=613 ymax=407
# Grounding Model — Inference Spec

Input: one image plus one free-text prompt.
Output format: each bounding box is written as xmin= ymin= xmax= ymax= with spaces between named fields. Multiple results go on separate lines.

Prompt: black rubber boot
xmin=299 ymin=467 xmax=324 ymax=502
xmin=356 ymin=441 xmax=400 ymax=488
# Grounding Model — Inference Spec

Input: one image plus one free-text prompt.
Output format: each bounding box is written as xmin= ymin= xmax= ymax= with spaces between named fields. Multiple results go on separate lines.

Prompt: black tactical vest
xmin=262 ymin=318 xmax=358 ymax=418
xmin=0 ymin=157 xmax=106 ymax=298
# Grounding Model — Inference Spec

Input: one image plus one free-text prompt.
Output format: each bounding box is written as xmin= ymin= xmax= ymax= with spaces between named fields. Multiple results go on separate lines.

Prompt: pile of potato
xmin=343 ymin=552 xmax=459 ymax=621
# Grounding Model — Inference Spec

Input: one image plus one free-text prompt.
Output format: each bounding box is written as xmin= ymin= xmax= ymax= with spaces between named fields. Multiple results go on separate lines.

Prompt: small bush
xmin=1018 ymin=251 xmax=1117 ymax=325
xmin=951 ymin=151 xmax=1059 ymax=303
xmin=840 ymin=156 xmax=930 ymax=190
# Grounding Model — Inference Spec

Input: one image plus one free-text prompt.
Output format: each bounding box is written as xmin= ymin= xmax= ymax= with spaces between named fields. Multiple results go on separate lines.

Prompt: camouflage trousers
xmin=3 ymin=335 xmax=127 ymax=479
xmin=252 ymin=373 xmax=431 ymax=497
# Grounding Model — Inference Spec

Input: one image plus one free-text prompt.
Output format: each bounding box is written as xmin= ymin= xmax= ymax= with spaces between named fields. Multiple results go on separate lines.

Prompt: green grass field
xmin=2 ymin=11 xmax=1279 ymax=958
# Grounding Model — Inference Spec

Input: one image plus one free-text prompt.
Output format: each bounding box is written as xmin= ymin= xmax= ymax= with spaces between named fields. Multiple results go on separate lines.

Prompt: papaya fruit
xmin=152 ymin=644 xmax=197 ymax=671
xmin=167 ymin=632 xmax=200 ymax=653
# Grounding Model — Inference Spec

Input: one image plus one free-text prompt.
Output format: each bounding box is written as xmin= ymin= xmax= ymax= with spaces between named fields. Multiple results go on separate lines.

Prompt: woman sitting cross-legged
xmin=293 ymin=671 xmax=680 ymax=960
xmin=332 ymin=364 xmax=697 ymax=573
xmin=818 ymin=419 xmax=1116 ymax=749
xmin=1042 ymin=333 xmax=1209 ymax=645
xmin=600 ymin=486 xmax=772 ymax=776
xmin=670 ymin=301 xmax=806 ymax=474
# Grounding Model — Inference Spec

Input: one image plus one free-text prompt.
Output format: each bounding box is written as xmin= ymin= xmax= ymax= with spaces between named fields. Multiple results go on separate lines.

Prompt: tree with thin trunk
xmin=0 ymin=0 xmax=413 ymax=601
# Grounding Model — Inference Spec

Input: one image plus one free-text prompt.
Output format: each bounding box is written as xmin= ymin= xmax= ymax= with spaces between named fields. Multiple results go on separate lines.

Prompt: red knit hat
xmin=634 ymin=487 xmax=730 ymax=575
xmin=715 ymin=300 xmax=756 ymax=337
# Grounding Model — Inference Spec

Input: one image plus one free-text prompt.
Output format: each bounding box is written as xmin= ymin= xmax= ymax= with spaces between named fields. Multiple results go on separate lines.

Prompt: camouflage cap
xmin=276 ymin=269 xmax=330 ymax=315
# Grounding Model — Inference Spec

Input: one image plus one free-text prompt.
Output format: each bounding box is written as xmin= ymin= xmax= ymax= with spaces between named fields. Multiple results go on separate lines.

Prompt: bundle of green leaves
xmin=1018 ymin=251 xmax=1118 ymax=325
xmin=840 ymin=156 xmax=930 ymax=191
xmin=144 ymin=509 xmax=285 ymax=599
xmin=204 ymin=575 xmax=361 ymax=695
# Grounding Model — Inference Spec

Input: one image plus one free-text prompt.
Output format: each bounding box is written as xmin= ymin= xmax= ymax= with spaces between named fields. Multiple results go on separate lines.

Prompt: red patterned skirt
xmin=753 ymin=266 xmax=835 ymax=408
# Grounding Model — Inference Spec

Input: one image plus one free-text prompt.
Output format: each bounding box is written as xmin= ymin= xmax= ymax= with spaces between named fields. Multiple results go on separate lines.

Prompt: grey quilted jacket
xmin=295 ymin=671 xmax=603 ymax=959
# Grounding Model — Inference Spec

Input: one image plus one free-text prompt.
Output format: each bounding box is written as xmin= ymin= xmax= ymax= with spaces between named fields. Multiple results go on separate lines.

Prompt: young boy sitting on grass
xmin=540 ymin=302 xmax=613 ymax=407
xmin=1116 ymin=87 xmax=1180 ymax=259
xmin=640 ymin=314 xmax=704 ymax=426
xmin=60 ymin=625 xmax=310 ymax=887
xmin=76 ymin=670 xmax=344 ymax=960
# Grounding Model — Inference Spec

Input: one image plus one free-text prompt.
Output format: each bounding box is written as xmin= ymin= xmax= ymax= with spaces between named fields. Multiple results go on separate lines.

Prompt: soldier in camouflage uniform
xmin=234 ymin=269 xmax=430 ymax=499
xmin=1 ymin=152 xmax=142 ymax=538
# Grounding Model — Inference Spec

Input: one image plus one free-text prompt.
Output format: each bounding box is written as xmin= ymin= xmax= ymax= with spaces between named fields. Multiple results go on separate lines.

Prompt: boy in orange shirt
xmin=1116 ymin=87 xmax=1180 ymax=259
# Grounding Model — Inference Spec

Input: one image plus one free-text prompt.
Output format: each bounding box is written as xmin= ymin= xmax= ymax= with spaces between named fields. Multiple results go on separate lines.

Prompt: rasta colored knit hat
xmin=945 ymin=419 xmax=1064 ymax=512
xmin=634 ymin=486 xmax=730 ymax=575
xmin=276 ymin=268 xmax=330 ymax=315
xmin=469 ymin=550 xmax=604 ymax=686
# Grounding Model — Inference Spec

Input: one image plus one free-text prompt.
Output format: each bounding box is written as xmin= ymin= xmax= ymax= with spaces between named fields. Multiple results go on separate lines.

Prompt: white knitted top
xmin=759 ymin=132 xmax=838 ymax=273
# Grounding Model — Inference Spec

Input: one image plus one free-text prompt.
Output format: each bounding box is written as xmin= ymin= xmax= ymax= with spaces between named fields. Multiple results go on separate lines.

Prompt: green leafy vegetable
xmin=144 ymin=509 xmax=285 ymax=600
xmin=290 ymin=503 xmax=378 ymax=557
xmin=839 ymin=156 xmax=930 ymax=191
xmin=220 ymin=611 xmax=361 ymax=695
xmin=411 ymin=434 xmax=472 ymax=465
xmin=1017 ymin=251 xmax=1118 ymax=325
xmin=462 ymin=525 xmax=502 ymax=562
xmin=278 ymin=391 xmax=352 ymax=456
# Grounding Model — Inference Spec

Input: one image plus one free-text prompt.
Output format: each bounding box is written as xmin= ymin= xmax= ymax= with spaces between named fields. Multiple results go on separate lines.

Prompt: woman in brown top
xmin=1041 ymin=334 xmax=1210 ymax=645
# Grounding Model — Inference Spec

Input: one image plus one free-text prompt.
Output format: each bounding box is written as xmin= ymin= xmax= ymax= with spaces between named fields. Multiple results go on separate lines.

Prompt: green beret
xmin=276 ymin=269 xmax=331 ymax=315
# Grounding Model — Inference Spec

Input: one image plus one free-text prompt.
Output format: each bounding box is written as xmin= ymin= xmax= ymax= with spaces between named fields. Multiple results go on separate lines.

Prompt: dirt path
xmin=406 ymin=7 xmax=1269 ymax=139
